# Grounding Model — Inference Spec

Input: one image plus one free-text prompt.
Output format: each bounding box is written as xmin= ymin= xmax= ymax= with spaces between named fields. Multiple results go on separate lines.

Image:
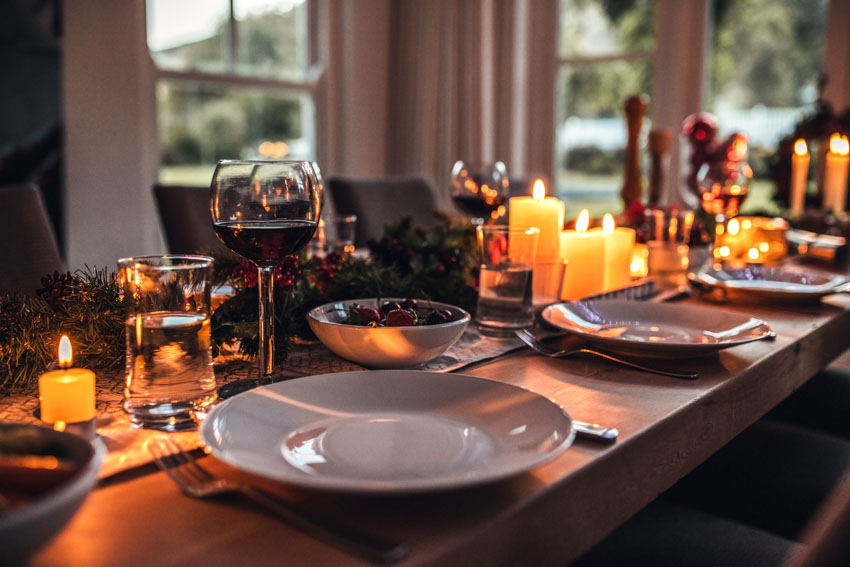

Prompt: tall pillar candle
xmin=559 ymin=210 xmax=605 ymax=300
xmin=509 ymin=180 xmax=566 ymax=303
xmin=789 ymin=139 xmax=809 ymax=217
xmin=823 ymin=134 xmax=849 ymax=215
xmin=594 ymin=214 xmax=635 ymax=291
xmin=509 ymin=179 xmax=565 ymax=260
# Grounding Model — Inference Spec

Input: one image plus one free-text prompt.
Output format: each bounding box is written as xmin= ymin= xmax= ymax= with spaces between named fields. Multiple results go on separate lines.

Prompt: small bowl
xmin=307 ymin=298 xmax=470 ymax=368
xmin=0 ymin=424 xmax=104 ymax=563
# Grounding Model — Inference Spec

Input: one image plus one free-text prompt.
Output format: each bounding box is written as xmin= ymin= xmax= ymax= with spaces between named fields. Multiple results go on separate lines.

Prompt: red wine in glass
xmin=210 ymin=160 xmax=322 ymax=387
xmin=213 ymin=220 xmax=317 ymax=265
xmin=452 ymin=194 xmax=506 ymax=219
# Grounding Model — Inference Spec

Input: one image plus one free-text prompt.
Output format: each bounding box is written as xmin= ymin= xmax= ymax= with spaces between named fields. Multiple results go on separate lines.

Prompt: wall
xmin=63 ymin=0 xmax=162 ymax=269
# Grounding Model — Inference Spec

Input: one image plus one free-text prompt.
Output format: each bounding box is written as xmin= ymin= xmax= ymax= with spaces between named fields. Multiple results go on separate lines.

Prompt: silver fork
xmin=514 ymin=328 xmax=698 ymax=380
xmin=147 ymin=436 xmax=407 ymax=564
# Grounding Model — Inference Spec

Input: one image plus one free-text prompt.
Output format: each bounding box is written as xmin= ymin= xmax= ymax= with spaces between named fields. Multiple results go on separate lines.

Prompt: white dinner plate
xmin=541 ymin=300 xmax=773 ymax=358
xmin=688 ymin=265 xmax=850 ymax=302
xmin=201 ymin=371 xmax=574 ymax=493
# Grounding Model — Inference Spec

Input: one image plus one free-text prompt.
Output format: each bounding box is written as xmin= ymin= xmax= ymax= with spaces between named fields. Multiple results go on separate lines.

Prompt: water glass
xmin=331 ymin=214 xmax=357 ymax=254
xmin=476 ymin=225 xmax=539 ymax=328
xmin=118 ymin=255 xmax=217 ymax=431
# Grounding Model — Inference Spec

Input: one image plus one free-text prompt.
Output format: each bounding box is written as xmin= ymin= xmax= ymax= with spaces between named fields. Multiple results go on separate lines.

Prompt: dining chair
xmin=153 ymin=184 xmax=227 ymax=255
xmin=326 ymin=176 xmax=440 ymax=246
xmin=573 ymin=417 xmax=850 ymax=566
xmin=0 ymin=183 xmax=64 ymax=296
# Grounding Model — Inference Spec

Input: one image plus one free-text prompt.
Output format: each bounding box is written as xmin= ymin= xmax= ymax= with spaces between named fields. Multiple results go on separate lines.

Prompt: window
xmin=706 ymin=0 xmax=828 ymax=213
xmin=555 ymin=0 xmax=656 ymax=218
xmin=146 ymin=0 xmax=319 ymax=185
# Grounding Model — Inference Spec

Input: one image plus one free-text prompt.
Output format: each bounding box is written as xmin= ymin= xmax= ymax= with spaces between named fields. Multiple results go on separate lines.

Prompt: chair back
xmin=784 ymin=468 xmax=850 ymax=567
xmin=153 ymin=184 xmax=226 ymax=255
xmin=0 ymin=184 xmax=63 ymax=296
xmin=326 ymin=176 xmax=440 ymax=246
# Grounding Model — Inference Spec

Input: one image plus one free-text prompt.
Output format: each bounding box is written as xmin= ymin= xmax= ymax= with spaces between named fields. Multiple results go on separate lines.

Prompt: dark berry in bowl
xmin=380 ymin=300 xmax=401 ymax=315
xmin=399 ymin=298 xmax=417 ymax=310
xmin=354 ymin=306 xmax=381 ymax=325
xmin=386 ymin=309 xmax=416 ymax=327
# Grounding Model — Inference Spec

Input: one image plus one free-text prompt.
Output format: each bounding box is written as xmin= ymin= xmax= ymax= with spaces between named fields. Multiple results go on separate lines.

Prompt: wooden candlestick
xmin=621 ymin=94 xmax=650 ymax=209
xmin=648 ymin=129 xmax=672 ymax=206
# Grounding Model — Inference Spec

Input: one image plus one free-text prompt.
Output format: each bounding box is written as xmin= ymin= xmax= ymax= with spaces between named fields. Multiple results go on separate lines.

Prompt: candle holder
xmin=714 ymin=217 xmax=789 ymax=266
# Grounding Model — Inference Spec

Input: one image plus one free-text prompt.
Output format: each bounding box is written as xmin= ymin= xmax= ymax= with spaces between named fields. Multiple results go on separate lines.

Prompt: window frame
xmin=146 ymin=0 xmax=325 ymax=168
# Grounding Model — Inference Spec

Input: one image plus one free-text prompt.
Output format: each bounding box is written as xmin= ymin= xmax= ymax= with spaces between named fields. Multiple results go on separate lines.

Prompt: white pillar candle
xmin=790 ymin=139 xmax=809 ymax=217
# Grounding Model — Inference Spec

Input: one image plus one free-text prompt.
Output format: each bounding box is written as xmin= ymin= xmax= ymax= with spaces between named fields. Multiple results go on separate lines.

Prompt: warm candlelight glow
xmin=829 ymin=133 xmax=850 ymax=156
xmin=602 ymin=214 xmax=615 ymax=235
xmin=727 ymin=219 xmax=740 ymax=236
xmin=39 ymin=336 xmax=97 ymax=425
xmin=58 ymin=335 xmax=73 ymax=368
xmin=575 ymin=210 xmax=590 ymax=233
xmin=794 ymin=139 xmax=808 ymax=156
xmin=532 ymin=179 xmax=546 ymax=201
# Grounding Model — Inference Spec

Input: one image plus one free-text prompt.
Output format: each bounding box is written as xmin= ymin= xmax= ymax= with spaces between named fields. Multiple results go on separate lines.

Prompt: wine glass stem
xmin=257 ymin=265 xmax=275 ymax=377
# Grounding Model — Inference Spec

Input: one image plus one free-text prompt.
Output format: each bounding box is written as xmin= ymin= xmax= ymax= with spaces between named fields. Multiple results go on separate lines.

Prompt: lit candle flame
xmin=794 ymin=139 xmax=808 ymax=156
xmin=829 ymin=133 xmax=849 ymax=156
xmin=575 ymin=209 xmax=590 ymax=233
xmin=532 ymin=179 xmax=546 ymax=201
xmin=58 ymin=336 xmax=73 ymax=369
xmin=727 ymin=219 xmax=740 ymax=236
xmin=602 ymin=213 xmax=615 ymax=235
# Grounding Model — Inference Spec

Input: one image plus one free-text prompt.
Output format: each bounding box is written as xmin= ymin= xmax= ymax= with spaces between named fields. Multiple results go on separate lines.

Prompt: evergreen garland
xmin=0 ymin=216 xmax=479 ymax=391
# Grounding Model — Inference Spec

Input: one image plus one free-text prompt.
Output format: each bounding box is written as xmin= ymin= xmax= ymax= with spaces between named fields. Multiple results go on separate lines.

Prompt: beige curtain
xmin=385 ymin=0 xmax=558 ymax=210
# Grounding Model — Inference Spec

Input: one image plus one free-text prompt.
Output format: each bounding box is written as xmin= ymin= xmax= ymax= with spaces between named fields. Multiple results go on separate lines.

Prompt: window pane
xmin=147 ymin=0 xmax=230 ymax=74
xmin=235 ymin=0 xmax=310 ymax=80
xmin=706 ymin=0 xmax=827 ymax=211
xmin=555 ymin=60 xmax=653 ymax=217
xmin=156 ymin=80 xmax=315 ymax=185
xmin=558 ymin=0 xmax=655 ymax=59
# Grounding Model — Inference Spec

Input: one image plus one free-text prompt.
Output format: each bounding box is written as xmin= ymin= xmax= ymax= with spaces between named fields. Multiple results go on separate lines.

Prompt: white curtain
xmin=384 ymin=0 xmax=558 ymax=209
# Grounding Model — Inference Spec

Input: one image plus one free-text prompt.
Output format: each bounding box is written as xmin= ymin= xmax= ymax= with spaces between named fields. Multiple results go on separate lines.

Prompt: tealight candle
xmin=823 ymin=133 xmax=849 ymax=215
xmin=39 ymin=336 xmax=96 ymax=428
xmin=790 ymin=139 xmax=809 ymax=217
xmin=593 ymin=214 xmax=635 ymax=292
xmin=560 ymin=210 xmax=605 ymax=300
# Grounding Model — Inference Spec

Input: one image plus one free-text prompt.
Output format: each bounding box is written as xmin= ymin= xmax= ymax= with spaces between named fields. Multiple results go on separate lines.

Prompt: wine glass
xmin=451 ymin=160 xmax=509 ymax=224
xmin=210 ymin=160 xmax=322 ymax=381
xmin=696 ymin=133 xmax=752 ymax=257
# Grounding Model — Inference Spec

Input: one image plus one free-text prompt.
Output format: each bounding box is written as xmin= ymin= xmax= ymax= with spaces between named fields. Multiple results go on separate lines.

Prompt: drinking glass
xmin=476 ymin=225 xmax=539 ymax=328
xmin=696 ymin=133 xmax=752 ymax=255
xmin=451 ymin=160 xmax=509 ymax=224
xmin=118 ymin=255 xmax=217 ymax=430
xmin=210 ymin=160 xmax=322 ymax=379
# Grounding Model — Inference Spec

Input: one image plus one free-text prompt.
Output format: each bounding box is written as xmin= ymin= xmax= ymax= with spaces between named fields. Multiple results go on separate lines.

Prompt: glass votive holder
xmin=647 ymin=241 xmax=690 ymax=289
xmin=714 ymin=216 xmax=788 ymax=265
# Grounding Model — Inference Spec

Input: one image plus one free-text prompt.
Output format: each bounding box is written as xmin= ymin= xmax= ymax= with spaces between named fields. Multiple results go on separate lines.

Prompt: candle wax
xmin=39 ymin=367 xmax=96 ymax=424
xmin=823 ymin=152 xmax=849 ymax=215
xmin=790 ymin=152 xmax=809 ymax=216
xmin=509 ymin=196 xmax=565 ymax=260
xmin=596 ymin=227 xmax=635 ymax=292
xmin=559 ymin=230 xmax=605 ymax=300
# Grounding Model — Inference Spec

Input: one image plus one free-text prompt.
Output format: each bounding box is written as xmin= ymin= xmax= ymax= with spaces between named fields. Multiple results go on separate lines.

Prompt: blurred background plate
xmin=689 ymin=265 xmax=850 ymax=303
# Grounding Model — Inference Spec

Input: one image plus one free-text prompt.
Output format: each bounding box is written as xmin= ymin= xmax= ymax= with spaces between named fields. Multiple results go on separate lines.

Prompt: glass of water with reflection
xmin=475 ymin=225 xmax=539 ymax=328
xmin=118 ymin=255 xmax=217 ymax=431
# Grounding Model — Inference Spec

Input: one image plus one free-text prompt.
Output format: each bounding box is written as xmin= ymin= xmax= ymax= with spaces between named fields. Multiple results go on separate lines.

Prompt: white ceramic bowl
xmin=0 ymin=424 xmax=104 ymax=563
xmin=307 ymin=298 xmax=470 ymax=368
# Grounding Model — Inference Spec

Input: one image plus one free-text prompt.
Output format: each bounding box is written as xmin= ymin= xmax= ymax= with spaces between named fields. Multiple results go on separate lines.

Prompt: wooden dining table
xmin=29 ymin=292 xmax=850 ymax=567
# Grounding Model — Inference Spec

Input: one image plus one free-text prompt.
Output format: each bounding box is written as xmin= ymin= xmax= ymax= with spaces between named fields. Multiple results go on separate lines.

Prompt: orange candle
xmin=594 ymin=214 xmax=635 ymax=291
xmin=790 ymin=139 xmax=809 ymax=217
xmin=509 ymin=180 xmax=565 ymax=260
xmin=560 ymin=210 xmax=605 ymax=300
xmin=823 ymin=134 xmax=849 ymax=215
xmin=39 ymin=336 xmax=96 ymax=426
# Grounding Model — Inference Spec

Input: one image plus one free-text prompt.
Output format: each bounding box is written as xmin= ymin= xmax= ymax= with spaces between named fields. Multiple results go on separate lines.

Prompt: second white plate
xmin=541 ymin=300 xmax=773 ymax=358
xmin=201 ymin=371 xmax=574 ymax=493
xmin=688 ymin=264 xmax=850 ymax=302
